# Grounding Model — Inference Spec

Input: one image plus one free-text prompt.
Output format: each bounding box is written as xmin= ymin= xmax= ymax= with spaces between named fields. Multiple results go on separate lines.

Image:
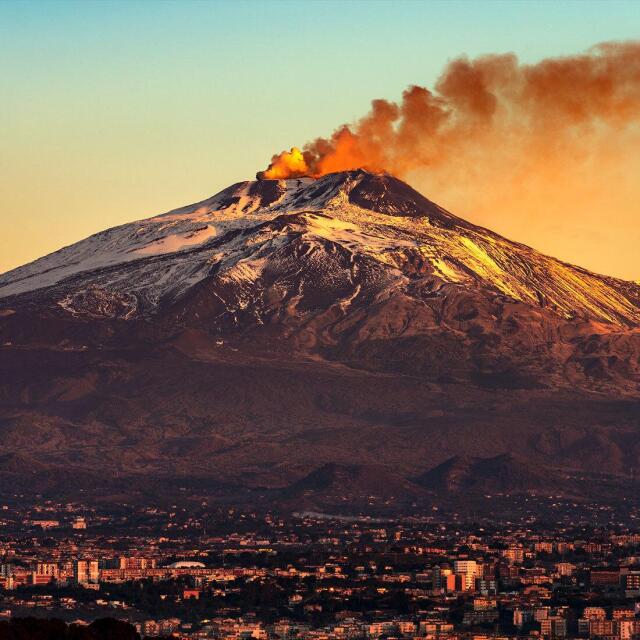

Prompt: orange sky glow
xmin=259 ymin=43 xmax=640 ymax=281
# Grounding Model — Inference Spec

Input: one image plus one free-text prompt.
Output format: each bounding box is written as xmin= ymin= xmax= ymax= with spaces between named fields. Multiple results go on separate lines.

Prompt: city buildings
xmin=2 ymin=498 xmax=640 ymax=638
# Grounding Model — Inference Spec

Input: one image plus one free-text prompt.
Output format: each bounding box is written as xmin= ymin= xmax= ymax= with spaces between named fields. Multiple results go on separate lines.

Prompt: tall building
xmin=30 ymin=562 xmax=59 ymax=586
xmin=503 ymin=546 xmax=525 ymax=564
xmin=514 ymin=609 xmax=534 ymax=629
xmin=36 ymin=563 xmax=58 ymax=578
xmin=117 ymin=556 xmax=156 ymax=570
xmin=541 ymin=616 xmax=567 ymax=638
xmin=555 ymin=562 xmax=575 ymax=577
xmin=432 ymin=565 xmax=451 ymax=590
xmin=444 ymin=573 xmax=464 ymax=592
xmin=589 ymin=619 xmax=615 ymax=637
xmin=454 ymin=560 xmax=478 ymax=590
xmin=73 ymin=560 xmax=99 ymax=585
xmin=583 ymin=607 xmax=606 ymax=620
xmin=618 ymin=619 xmax=640 ymax=640
xmin=623 ymin=572 xmax=640 ymax=594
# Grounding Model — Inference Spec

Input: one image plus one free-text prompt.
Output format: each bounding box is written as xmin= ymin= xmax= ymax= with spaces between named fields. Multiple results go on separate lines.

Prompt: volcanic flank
xmin=1 ymin=171 xmax=640 ymax=511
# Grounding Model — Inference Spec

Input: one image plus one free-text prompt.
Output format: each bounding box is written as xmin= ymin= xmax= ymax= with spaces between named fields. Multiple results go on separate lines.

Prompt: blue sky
xmin=1 ymin=0 xmax=639 ymax=273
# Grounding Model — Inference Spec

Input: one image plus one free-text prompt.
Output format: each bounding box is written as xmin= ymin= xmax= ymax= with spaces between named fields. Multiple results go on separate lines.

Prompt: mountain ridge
xmin=1 ymin=170 xmax=640 ymax=511
xmin=2 ymin=170 xmax=639 ymax=327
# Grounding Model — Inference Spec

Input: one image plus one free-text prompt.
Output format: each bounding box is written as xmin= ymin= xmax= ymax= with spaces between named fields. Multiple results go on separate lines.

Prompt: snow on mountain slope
xmin=1 ymin=170 xmax=639 ymax=326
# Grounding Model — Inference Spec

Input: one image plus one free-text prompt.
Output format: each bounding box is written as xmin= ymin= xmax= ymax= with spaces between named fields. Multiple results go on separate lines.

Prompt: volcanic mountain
xmin=1 ymin=170 xmax=639 ymax=511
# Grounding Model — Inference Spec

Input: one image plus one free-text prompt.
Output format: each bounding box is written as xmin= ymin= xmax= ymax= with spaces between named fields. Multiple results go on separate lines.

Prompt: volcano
xmin=1 ymin=170 xmax=640 ymax=511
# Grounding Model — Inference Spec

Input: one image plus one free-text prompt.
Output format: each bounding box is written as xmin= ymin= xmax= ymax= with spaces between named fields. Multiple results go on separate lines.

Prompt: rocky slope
xmin=1 ymin=170 xmax=640 ymax=511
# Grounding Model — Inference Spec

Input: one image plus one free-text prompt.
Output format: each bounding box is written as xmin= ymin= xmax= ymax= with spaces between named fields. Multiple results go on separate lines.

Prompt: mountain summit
xmin=1 ymin=171 xmax=640 ymax=509
xmin=2 ymin=170 xmax=640 ymax=327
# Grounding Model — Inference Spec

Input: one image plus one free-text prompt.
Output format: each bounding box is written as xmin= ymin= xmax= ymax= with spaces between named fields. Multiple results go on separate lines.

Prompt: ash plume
xmin=259 ymin=42 xmax=640 ymax=180
xmin=258 ymin=41 xmax=640 ymax=279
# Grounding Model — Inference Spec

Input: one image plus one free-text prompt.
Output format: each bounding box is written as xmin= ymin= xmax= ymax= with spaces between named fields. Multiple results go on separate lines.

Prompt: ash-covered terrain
xmin=1 ymin=170 xmax=640 ymax=513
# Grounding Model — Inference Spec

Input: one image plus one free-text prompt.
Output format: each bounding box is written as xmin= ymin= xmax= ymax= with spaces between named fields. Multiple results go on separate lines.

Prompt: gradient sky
xmin=1 ymin=0 xmax=639 ymax=278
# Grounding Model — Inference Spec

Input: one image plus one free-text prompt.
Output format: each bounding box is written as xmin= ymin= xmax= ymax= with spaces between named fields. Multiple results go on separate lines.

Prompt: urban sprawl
xmin=2 ymin=498 xmax=640 ymax=639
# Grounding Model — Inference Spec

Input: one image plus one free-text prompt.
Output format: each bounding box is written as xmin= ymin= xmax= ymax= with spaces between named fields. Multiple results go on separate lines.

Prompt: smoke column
xmin=259 ymin=42 xmax=640 ymax=280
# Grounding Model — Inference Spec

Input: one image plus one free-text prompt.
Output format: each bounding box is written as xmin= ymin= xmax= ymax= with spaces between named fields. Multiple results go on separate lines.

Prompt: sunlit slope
xmin=2 ymin=171 xmax=640 ymax=503
xmin=1 ymin=170 xmax=639 ymax=327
